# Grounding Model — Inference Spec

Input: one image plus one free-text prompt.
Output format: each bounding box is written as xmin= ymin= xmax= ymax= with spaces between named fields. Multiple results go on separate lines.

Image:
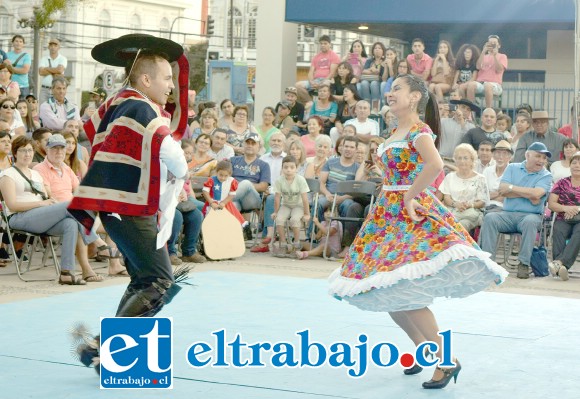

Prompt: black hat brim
xmin=91 ymin=34 xmax=183 ymax=67
xmin=450 ymin=99 xmax=481 ymax=115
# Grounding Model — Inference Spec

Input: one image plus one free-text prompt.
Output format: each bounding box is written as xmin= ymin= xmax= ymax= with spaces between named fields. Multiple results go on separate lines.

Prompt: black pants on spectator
xmin=552 ymin=219 xmax=580 ymax=269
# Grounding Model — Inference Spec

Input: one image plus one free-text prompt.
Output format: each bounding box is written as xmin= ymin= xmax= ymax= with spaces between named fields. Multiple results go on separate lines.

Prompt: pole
xmin=229 ymin=0 xmax=234 ymax=59
xmin=32 ymin=25 xmax=40 ymax=99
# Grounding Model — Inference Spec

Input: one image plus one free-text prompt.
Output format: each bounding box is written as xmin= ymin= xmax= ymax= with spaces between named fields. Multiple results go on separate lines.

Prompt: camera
xmin=448 ymin=104 xmax=457 ymax=112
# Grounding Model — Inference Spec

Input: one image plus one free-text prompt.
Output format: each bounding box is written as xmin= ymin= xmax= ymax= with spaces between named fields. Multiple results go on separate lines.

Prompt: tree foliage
xmin=185 ymin=41 xmax=209 ymax=92
xmin=34 ymin=0 xmax=80 ymax=28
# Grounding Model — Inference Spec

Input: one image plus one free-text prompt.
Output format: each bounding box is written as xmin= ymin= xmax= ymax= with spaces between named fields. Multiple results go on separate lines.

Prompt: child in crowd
xmin=271 ymin=155 xmax=310 ymax=255
xmin=496 ymin=114 xmax=513 ymax=141
xmin=296 ymin=207 xmax=343 ymax=260
xmin=202 ymin=160 xmax=246 ymax=225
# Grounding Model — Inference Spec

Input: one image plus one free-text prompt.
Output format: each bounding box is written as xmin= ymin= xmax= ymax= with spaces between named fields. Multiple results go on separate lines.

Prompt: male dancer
xmin=68 ymin=34 xmax=191 ymax=372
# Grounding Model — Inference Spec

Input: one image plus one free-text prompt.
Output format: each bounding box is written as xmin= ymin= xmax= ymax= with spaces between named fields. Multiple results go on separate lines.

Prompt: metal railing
xmin=499 ymin=85 xmax=575 ymax=127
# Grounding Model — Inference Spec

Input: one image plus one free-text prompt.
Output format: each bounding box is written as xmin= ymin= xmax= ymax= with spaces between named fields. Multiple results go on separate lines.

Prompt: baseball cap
xmin=48 ymin=38 xmax=60 ymax=45
xmin=284 ymin=86 xmax=297 ymax=95
xmin=244 ymin=132 xmax=260 ymax=143
xmin=277 ymin=100 xmax=291 ymax=109
xmin=46 ymin=134 xmax=67 ymax=148
xmin=527 ymin=142 xmax=552 ymax=158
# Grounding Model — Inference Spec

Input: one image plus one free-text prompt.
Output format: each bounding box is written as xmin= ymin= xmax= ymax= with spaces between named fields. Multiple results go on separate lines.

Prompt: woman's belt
xmin=382 ymin=185 xmax=411 ymax=191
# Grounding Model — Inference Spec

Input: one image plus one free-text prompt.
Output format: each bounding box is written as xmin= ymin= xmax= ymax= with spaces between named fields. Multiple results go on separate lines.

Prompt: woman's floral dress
xmin=328 ymin=123 xmax=508 ymax=312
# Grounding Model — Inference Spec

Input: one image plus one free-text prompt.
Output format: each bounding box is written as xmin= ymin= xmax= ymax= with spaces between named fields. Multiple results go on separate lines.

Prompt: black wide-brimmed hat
xmin=450 ymin=99 xmax=481 ymax=116
xmin=91 ymin=34 xmax=183 ymax=67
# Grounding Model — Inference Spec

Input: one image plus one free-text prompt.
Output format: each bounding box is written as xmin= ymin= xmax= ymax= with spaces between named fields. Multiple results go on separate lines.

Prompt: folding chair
xmin=323 ymin=180 xmax=377 ymax=260
xmin=0 ymin=199 xmax=60 ymax=282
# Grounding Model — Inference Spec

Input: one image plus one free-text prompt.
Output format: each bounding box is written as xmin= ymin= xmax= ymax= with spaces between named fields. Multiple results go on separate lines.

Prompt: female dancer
xmin=328 ymin=74 xmax=508 ymax=389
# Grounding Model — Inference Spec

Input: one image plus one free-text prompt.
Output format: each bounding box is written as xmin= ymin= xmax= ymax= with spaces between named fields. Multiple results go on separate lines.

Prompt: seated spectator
xmin=63 ymin=119 xmax=90 ymax=164
xmin=453 ymin=44 xmax=480 ymax=99
xmin=466 ymin=35 xmax=508 ymax=108
xmin=461 ymin=107 xmax=502 ymax=150
xmin=483 ymin=140 xmax=512 ymax=213
xmin=510 ymin=111 xmax=532 ymax=151
xmin=283 ymin=86 xmax=305 ymax=127
xmin=0 ymin=64 xmax=20 ymax=100
xmin=31 ymin=127 xmax=52 ymax=165
xmin=429 ymin=40 xmax=455 ymax=102
xmin=227 ymin=105 xmax=258 ymax=155
xmin=301 ymin=116 xmax=325 ymax=158
xmin=188 ymin=108 xmax=217 ymax=141
xmin=342 ymin=100 xmax=380 ymax=144
xmin=406 ymin=38 xmax=433 ymax=81
xmin=440 ymin=143 xmax=489 ymax=231
xmin=305 ymin=83 xmax=337 ymax=135
xmin=330 ymin=84 xmax=361 ymax=145
xmin=355 ymin=136 xmax=385 ymax=182
xmin=271 ymin=155 xmax=310 ymax=256
xmin=188 ymin=134 xmax=217 ymax=177
xmin=359 ymin=42 xmax=388 ymax=110
xmin=474 ymin=140 xmax=495 ymax=173
xmin=295 ymin=35 xmax=341 ymax=99
xmin=190 ymin=101 xmax=217 ymax=131
xmin=274 ymin=101 xmax=295 ymax=136
xmin=0 ymin=136 xmax=95 ymax=285
xmin=330 ymin=62 xmax=357 ymax=102
xmin=208 ymin=128 xmax=235 ymax=161
xmin=342 ymin=39 xmax=367 ymax=82
xmin=480 ymin=142 xmax=553 ymax=279
xmin=16 ymin=99 xmax=39 ymax=136
xmin=550 ymin=138 xmax=579 ymax=182
xmin=168 ymin=189 xmax=206 ymax=265
xmin=382 ymin=59 xmax=410 ymax=102
xmin=38 ymin=76 xmax=81 ymax=130
xmin=288 ymin=139 xmax=308 ymax=176
xmin=557 ymin=105 xmax=579 ymax=140
xmin=514 ymin=110 xmax=567 ymax=164
xmin=256 ymin=107 xmax=281 ymax=153
xmin=0 ymin=130 xmax=11 ymax=171
xmin=440 ymin=99 xmax=478 ymax=159
xmin=547 ymin=151 xmax=580 ymax=281
xmin=218 ymin=99 xmax=235 ymax=129
xmin=0 ymin=97 xmax=25 ymax=137
xmin=379 ymin=105 xmax=397 ymax=140
xmin=62 ymin=131 xmax=87 ymax=179
xmin=305 ymin=134 xmax=332 ymax=179
xmin=355 ymin=142 xmax=368 ymax=164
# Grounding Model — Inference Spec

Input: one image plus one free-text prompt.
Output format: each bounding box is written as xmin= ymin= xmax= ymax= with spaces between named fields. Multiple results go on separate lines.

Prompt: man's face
xmin=341 ymin=140 xmax=357 ymax=160
xmin=65 ymin=121 xmax=80 ymax=137
xmin=12 ymin=37 xmax=24 ymax=51
xmin=355 ymin=102 xmax=370 ymax=120
xmin=449 ymin=91 xmax=461 ymax=101
xmin=35 ymin=133 xmax=52 ymax=154
xmin=46 ymin=145 xmax=66 ymax=165
xmin=52 ymin=81 xmax=68 ymax=103
xmin=533 ymin=119 xmax=549 ymax=135
xmin=525 ymin=151 xmax=548 ymax=172
xmin=412 ymin=41 xmax=424 ymax=55
xmin=493 ymin=149 xmax=511 ymax=167
xmin=269 ymin=135 xmax=284 ymax=155
xmin=481 ymin=109 xmax=497 ymax=130
xmin=48 ymin=42 xmax=60 ymax=56
xmin=319 ymin=40 xmax=330 ymax=53
xmin=457 ymin=104 xmax=471 ymax=118
xmin=243 ymin=139 xmax=259 ymax=156
xmin=212 ymin=132 xmax=227 ymax=149
xmin=478 ymin=144 xmax=493 ymax=164
xmin=142 ymin=59 xmax=174 ymax=106
xmin=285 ymin=92 xmax=297 ymax=105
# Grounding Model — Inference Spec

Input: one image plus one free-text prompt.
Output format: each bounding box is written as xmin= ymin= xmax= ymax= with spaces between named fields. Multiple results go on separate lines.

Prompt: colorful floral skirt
xmin=328 ymin=189 xmax=508 ymax=312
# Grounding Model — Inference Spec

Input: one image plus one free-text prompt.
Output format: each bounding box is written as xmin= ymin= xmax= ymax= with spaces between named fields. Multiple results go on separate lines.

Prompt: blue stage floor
xmin=0 ymin=271 xmax=578 ymax=399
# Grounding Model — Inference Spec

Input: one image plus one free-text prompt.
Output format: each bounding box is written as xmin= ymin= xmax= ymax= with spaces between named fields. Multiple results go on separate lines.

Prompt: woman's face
xmin=397 ymin=62 xmax=409 ymax=75
xmin=196 ymin=136 xmax=211 ymax=153
xmin=515 ymin=116 xmax=530 ymax=133
xmin=369 ymin=142 xmax=379 ymax=162
xmin=0 ymin=135 xmax=11 ymax=155
xmin=27 ymin=97 xmax=38 ymax=112
xmin=337 ymin=64 xmax=349 ymax=77
xmin=307 ymin=119 xmax=322 ymax=134
xmin=317 ymin=86 xmax=329 ymax=99
xmin=183 ymin=145 xmax=194 ymax=162
xmin=373 ymin=45 xmax=384 ymax=59
xmin=383 ymin=110 xmax=396 ymax=126
xmin=15 ymin=143 xmax=34 ymax=165
xmin=564 ymin=143 xmax=579 ymax=160
xmin=464 ymin=48 xmax=473 ymax=62
xmin=316 ymin=141 xmax=331 ymax=158
xmin=0 ymin=68 xmax=11 ymax=82
xmin=352 ymin=41 xmax=362 ymax=54
xmin=571 ymin=158 xmax=580 ymax=175
xmin=234 ymin=109 xmax=248 ymax=125
xmin=65 ymin=137 xmax=76 ymax=156
xmin=343 ymin=87 xmax=353 ymax=101
xmin=17 ymin=102 xmax=28 ymax=117
xmin=454 ymin=150 xmax=474 ymax=170
xmin=262 ymin=109 xmax=275 ymax=124
xmin=438 ymin=42 xmax=449 ymax=55
xmin=385 ymin=49 xmax=396 ymax=60
xmin=202 ymin=114 xmax=216 ymax=128
xmin=386 ymin=78 xmax=416 ymax=116
xmin=289 ymin=144 xmax=302 ymax=161
xmin=0 ymin=101 xmax=16 ymax=120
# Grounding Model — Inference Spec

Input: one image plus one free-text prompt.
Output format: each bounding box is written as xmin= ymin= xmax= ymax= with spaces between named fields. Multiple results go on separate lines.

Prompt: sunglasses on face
xmin=1 ymin=105 xmax=16 ymax=109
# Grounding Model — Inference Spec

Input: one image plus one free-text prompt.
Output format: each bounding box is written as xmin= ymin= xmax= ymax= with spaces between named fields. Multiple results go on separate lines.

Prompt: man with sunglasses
xmin=466 ymin=35 xmax=508 ymax=108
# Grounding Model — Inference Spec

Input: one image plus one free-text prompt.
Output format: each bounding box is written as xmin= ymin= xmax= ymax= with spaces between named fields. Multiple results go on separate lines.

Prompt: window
xmin=0 ymin=6 xmax=12 ymax=36
xmin=130 ymin=14 xmax=141 ymax=33
xmin=248 ymin=7 xmax=257 ymax=49
xmin=329 ymin=29 xmax=336 ymax=41
xmin=98 ymin=10 xmax=111 ymax=41
xmin=227 ymin=7 xmax=242 ymax=48
xmin=297 ymin=24 xmax=304 ymax=41
xmin=160 ymin=17 xmax=169 ymax=39
xmin=54 ymin=9 xmax=68 ymax=37
xmin=304 ymin=25 xmax=314 ymax=38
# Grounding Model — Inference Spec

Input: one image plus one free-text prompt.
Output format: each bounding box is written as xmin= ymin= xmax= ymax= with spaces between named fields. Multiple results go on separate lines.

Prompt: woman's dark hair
xmin=396 ymin=59 xmax=409 ymax=76
xmin=562 ymin=138 xmax=580 ymax=158
xmin=11 ymin=135 xmax=33 ymax=162
xmin=181 ymin=139 xmax=194 ymax=149
xmin=370 ymin=42 xmax=387 ymax=61
xmin=398 ymin=74 xmax=441 ymax=148
xmin=62 ymin=131 xmax=81 ymax=175
xmin=196 ymin=133 xmax=213 ymax=147
xmin=334 ymin=136 xmax=344 ymax=156
xmin=342 ymin=84 xmax=362 ymax=101
xmin=16 ymin=99 xmax=35 ymax=132
xmin=437 ymin=40 xmax=455 ymax=67
xmin=215 ymin=160 xmax=233 ymax=174
xmin=335 ymin=61 xmax=354 ymax=84
xmin=262 ymin=106 xmax=276 ymax=117
xmin=32 ymin=127 xmax=52 ymax=141
xmin=455 ymin=44 xmax=481 ymax=69
xmin=349 ymin=39 xmax=368 ymax=58
xmin=233 ymin=105 xmax=249 ymax=118
xmin=220 ymin=99 xmax=233 ymax=110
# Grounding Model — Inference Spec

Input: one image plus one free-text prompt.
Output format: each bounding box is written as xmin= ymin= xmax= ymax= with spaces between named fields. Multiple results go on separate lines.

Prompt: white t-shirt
xmin=344 ymin=118 xmax=380 ymax=136
xmin=38 ymin=54 xmax=68 ymax=87
xmin=483 ymin=166 xmax=505 ymax=208
xmin=0 ymin=167 xmax=45 ymax=215
xmin=273 ymin=174 xmax=309 ymax=207
xmin=549 ymin=161 xmax=571 ymax=183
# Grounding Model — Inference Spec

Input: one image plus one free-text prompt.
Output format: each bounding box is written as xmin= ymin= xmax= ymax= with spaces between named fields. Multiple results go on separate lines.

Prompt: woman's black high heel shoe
xmin=403 ymin=347 xmax=434 ymax=375
xmin=422 ymin=360 xmax=461 ymax=389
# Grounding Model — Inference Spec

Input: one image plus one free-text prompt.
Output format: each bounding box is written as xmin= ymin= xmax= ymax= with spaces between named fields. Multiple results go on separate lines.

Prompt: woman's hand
xmin=564 ymin=205 xmax=580 ymax=219
xmin=302 ymin=214 xmax=311 ymax=223
xmin=404 ymin=196 xmax=427 ymax=222
xmin=43 ymin=198 xmax=57 ymax=206
xmin=210 ymin=202 xmax=219 ymax=210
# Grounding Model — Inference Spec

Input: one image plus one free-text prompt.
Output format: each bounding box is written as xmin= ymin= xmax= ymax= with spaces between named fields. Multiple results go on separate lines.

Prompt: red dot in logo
xmin=153 ymin=379 xmax=158 ymax=385
xmin=400 ymin=353 xmax=415 ymax=368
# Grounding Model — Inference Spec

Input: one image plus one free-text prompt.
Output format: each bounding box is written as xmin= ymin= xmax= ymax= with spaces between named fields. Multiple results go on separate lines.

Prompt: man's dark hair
xmin=412 ymin=38 xmax=425 ymax=46
xmin=32 ymin=127 xmax=52 ymax=141
xmin=479 ymin=140 xmax=494 ymax=149
xmin=319 ymin=35 xmax=331 ymax=43
xmin=11 ymin=34 xmax=25 ymax=43
xmin=343 ymin=136 xmax=359 ymax=147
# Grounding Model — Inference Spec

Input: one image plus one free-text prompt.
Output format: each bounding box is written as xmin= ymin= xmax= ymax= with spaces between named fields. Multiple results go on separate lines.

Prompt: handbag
xmin=530 ymin=245 xmax=549 ymax=277
xmin=11 ymin=166 xmax=48 ymax=200
xmin=176 ymin=198 xmax=197 ymax=213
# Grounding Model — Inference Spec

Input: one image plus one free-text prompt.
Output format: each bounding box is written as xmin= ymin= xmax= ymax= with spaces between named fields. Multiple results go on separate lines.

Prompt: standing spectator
xmin=38 ymin=77 xmax=81 ymax=130
xmin=466 ymin=35 xmax=508 ymax=108
xmin=514 ymin=110 xmax=567 ymax=164
xmin=550 ymin=139 xmax=580 ymax=182
xmin=208 ymin=128 xmax=234 ymax=160
xmin=429 ymin=40 xmax=455 ymax=102
xmin=558 ymin=106 xmax=580 ymax=140
xmin=483 ymin=140 xmax=513 ymax=212
xmin=4 ymin=35 xmax=31 ymax=99
xmin=460 ymin=107 xmax=501 ymax=150
xmin=440 ymin=99 xmax=478 ymax=159
xmin=38 ymin=38 xmax=67 ymax=104
xmin=479 ymin=142 xmax=553 ymax=279
xmin=296 ymin=35 xmax=341 ymax=99
xmin=453 ymin=44 xmax=480 ymax=99
xmin=406 ymin=38 xmax=433 ymax=81
xmin=359 ymin=42 xmax=387 ymax=111
xmin=0 ymin=64 xmax=20 ymax=100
